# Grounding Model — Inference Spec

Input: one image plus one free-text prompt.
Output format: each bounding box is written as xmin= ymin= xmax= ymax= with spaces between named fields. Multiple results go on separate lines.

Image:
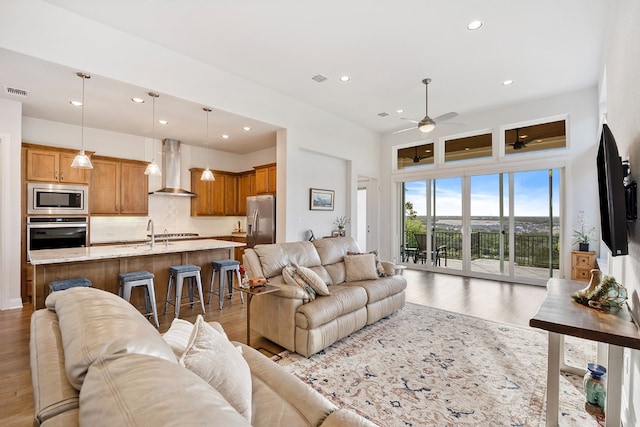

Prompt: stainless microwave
xmin=27 ymin=183 xmax=88 ymax=215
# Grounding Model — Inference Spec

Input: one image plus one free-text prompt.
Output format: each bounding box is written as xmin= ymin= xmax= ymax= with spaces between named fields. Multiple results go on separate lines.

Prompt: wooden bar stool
xmin=117 ymin=271 xmax=159 ymax=328
xmin=209 ymin=260 xmax=245 ymax=309
xmin=164 ymin=265 xmax=206 ymax=318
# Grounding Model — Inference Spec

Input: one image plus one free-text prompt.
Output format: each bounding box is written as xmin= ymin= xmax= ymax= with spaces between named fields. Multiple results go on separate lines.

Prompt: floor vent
xmin=4 ymin=86 xmax=28 ymax=97
xmin=311 ymin=74 xmax=329 ymax=83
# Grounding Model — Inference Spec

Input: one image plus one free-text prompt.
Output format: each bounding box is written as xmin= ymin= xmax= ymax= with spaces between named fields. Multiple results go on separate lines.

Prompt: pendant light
xmin=200 ymin=107 xmax=215 ymax=181
xmin=144 ymin=92 xmax=162 ymax=175
xmin=70 ymin=72 xmax=93 ymax=169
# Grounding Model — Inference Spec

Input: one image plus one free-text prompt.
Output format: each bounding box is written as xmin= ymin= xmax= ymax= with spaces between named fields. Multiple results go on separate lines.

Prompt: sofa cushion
xmin=180 ymin=315 xmax=252 ymax=421
xmin=254 ymin=241 xmax=321 ymax=278
xmin=298 ymin=266 xmax=331 ymax=296
xmin=295 ymin=285 xmax=368 ymax=329
xmin=45 ymin=287 xmax=177 ymax=391
xmin=345 ymin=275 xmax=408 ymax=304
xmin=282 ymin=265 xmax=317 ymax=301
xmin=347 ymin=250 xmax=387 ymax=277
xmin=312 ymin=236 xmax=361 ymax=265
xmin=161 ymin=318 xmax=194 ymax=357
xmin=80 ymin=353 xmax=251 ymax=426
xmin=344 ymin=254 xmax=379 ymax=282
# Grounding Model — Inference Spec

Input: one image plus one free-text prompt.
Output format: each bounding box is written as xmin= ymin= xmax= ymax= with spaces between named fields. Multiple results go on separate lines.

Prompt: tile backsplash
xmin=90 ymin=196 xmax=245 ymax=243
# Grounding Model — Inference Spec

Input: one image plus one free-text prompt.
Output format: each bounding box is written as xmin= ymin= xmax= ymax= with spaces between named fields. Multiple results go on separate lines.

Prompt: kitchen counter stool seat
xmin=117 ymin=271 xmax=159 ymax=328
xmin=48 ymin=277 xmax=92 ymax=293
xmin=209 ymin=259 xmax=245 ymax=310
xmin=164 ymin=264 xmax=206 ymax=318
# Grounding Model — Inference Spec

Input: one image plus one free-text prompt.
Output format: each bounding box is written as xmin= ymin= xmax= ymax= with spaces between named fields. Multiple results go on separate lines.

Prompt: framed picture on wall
xmin=310 ymin=188 xmax=334 ymax=211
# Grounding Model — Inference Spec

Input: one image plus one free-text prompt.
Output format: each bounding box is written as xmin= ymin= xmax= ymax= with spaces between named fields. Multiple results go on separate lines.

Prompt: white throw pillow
xmin=179 ymin=315 xmax=252 ymax=421
xmin=162 ymin=318 xmax=194 ymax=357
xmin=344 ymin=253 xmax=379 ymax=282
xmin=297 ymin=266 xmax=331 ymax=296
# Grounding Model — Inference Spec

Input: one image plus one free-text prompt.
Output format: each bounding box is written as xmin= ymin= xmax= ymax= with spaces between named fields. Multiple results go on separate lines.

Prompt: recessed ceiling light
xmin=221 ymin=134 xmax=230 ymax=139
xmin=158 ymin=120 xmax=168 ymax=125
xmin=465 ymin=147 xmax=470 ymax=151
xmin=520 ymin=134 xmax=528 ymax=139
xmin=242 ymin=126 xmax=252 ymax=131
xmin=340 ymin=75 xmax=350 ymax=82
xmin=396 ymin=109 xmax=404 ymax=114
xmin=467 ymin=20 xmax=483 ymax=31
xmin=70 ymin=100 xmax=82 ymax=106
xmin=131 ymin=97 xmax=145 ymax=103
xmin=502 ymin=79 xmax=514 ymax=86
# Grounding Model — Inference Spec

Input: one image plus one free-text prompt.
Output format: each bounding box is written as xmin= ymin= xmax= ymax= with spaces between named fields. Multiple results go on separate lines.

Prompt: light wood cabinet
xmin=190 ymin=169 xmax=226 ymax=216
xmin=571 ymin=250 xmax=596 ymax=282
xmin=24 ymin=144 xmax=90 ymax=184
xmin=90 ymin=157 xmax=148 ymax=215
xmin=254 ymin=163 xmax=276 ymax=194
xmin=224 ymin=174 xmax=238 ymax=216
xmin=237 ymin=171 xmax=255 ymax=215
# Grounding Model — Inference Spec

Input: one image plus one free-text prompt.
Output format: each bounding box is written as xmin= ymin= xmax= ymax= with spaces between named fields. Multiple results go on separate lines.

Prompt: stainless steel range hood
xmin=149 ymin=139 xmax=196 ymax=197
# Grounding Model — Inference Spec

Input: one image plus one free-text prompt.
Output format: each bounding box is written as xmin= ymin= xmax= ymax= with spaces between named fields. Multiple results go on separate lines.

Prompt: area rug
xmin=275 ymin=303 xmax=601 ymax=426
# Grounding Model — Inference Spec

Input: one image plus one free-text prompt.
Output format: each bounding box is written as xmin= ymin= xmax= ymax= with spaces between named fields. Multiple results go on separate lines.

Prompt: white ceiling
xmin=1 ymin=0 xmax=609 ymax=152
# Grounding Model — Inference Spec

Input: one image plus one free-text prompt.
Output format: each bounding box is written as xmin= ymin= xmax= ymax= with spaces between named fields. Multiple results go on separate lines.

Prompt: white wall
xmin=0 ymin=98 xmax=23 ymax=309
xmin=603 ymin=1 xmax=640 ymax=424
xmin=379 ymin=87 xmax=600 ymax=273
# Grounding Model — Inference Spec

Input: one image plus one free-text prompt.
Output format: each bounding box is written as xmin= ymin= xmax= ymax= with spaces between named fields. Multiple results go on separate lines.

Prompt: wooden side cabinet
xmin=571 ymin=250 xmax=596 ymax=282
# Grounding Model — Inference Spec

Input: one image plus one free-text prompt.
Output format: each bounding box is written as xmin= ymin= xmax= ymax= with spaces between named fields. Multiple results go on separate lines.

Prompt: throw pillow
xmin=282 ymin=265 xmax=317 ymax=301
xmin=162 ymin=318 xmax=194 ymax=358
xmin=347 ymin=250 xmax=387 ymax=277
xmin=344 ymin=254 xmax=379 ymax=282
xmin=297 ymin=266 xmax=331 ymax=296
xmin=179 ymin=315 xmax=252 ymax=421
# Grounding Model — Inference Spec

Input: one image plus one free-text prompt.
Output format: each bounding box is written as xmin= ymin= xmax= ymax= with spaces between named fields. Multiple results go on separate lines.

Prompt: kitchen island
xmin=28 ymin=239 xmax=245 ymax=310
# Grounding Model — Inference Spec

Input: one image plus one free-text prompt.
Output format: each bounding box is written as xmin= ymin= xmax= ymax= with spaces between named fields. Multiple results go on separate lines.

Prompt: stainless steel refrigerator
xmin=246 ymin=194 xmax=276 ymax=248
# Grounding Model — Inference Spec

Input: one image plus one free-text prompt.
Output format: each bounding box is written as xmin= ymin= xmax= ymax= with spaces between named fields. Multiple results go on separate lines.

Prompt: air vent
xmin=4 ymin=86 xmax=28 ymax=97
xmin=378 ymin=112 xmax=389 ymax=117
xmin=311 ymin=74 xmax=329 ymax=83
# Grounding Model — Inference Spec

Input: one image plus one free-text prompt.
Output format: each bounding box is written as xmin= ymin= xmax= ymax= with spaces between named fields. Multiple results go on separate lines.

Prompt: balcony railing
xmin=405 ymin=231 xmax=559 ymax=268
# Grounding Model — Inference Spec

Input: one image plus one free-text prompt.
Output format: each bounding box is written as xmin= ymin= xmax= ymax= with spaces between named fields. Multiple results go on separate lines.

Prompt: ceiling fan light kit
xmin=393 ymin=77 xmax=459 ymax=134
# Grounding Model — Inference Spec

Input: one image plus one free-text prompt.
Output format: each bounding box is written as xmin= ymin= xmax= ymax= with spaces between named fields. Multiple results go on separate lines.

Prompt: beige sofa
xmin=30 ymin=286 xmax=377 ymax=427
xmin=242 ymin=237 xmax=406 ymax=357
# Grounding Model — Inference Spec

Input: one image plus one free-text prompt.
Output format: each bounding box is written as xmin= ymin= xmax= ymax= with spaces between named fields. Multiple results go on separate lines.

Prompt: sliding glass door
xmin=400 ymin=168 xmax=561 ymax=283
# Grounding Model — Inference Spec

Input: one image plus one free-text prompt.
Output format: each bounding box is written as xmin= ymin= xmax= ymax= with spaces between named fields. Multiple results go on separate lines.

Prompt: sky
xmin=405 ymin=169 xmax=560 ymax=217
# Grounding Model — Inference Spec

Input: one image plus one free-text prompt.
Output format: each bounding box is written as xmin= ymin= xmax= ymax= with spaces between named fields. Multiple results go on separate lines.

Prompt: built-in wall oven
xmin=27 ymin=217 xmax=88 ymax=259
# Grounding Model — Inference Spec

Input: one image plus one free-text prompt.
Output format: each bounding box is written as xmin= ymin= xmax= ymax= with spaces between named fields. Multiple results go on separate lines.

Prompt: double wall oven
xmin=26 ymin=183 xmax=89 ymax=259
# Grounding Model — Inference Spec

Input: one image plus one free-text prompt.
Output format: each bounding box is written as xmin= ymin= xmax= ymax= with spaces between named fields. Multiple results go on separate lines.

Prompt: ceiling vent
xmin=4 ymin=86 xmax=28 ymax=97
xmin=378 ymin=112 xmax=389 ymax=117
xmin=311 ymin=74 xmax=329 ymax=83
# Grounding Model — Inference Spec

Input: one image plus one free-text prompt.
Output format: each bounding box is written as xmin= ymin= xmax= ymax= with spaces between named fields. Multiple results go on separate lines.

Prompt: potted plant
xmin=334 ymin=216 xmax=350 ymax=237
xmin=573 ymin=211 xmax=596 ymax=252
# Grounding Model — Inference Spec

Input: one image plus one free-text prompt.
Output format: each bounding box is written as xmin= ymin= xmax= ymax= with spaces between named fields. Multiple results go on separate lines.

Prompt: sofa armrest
xmin=236 ymin=343 xmax=336 ymax=427
xmin=270 ymin=283 xmax=309 ymax=300
xmin=381 ymin=261 xmax=400 ymax=276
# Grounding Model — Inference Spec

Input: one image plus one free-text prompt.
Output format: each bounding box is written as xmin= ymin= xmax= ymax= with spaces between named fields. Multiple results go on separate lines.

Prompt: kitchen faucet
xmin=147 ymin=219 xmax=155 ymax=248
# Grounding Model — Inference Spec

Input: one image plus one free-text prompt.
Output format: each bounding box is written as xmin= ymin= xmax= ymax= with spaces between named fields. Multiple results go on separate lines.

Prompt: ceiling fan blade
xmin=392 ymin=126 xmax=416 ymax=134
xmin=400 ymin=118 xmax=420 ymax=124
xmin=437 ymin=122 xmax=465 ymax=128
xmin=433 ymin=112 xmax=458 ymax=123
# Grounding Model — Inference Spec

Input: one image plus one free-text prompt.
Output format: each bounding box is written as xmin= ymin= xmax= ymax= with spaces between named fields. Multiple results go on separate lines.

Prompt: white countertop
xmin=28 ymin=239 xmax=245 ymax=266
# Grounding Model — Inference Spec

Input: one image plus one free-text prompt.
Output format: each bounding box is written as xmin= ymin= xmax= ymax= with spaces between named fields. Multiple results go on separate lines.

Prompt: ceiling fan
xmin=412 ymin=146 xmax=430 ymax=163
xmin=393 ymin=78 xmax=461 ymax=134
xmin=508 ymin=128 xmax=543 ymax=150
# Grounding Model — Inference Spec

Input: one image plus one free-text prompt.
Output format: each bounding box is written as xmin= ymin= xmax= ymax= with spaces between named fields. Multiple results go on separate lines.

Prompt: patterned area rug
xmin=275 ymin=303 xmax=601 ymax=426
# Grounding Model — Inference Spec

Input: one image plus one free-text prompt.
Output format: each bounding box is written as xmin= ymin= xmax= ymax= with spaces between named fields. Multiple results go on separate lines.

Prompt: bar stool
xmin=117 ymin=271 xmax=159 ymax=328
xmin=164 ymin=265 xmax=206 ymax=318
xmin=209 ymin=260 xmax=245 ymax=310
xmin=48 ymin=277 xmax=92 ymax=293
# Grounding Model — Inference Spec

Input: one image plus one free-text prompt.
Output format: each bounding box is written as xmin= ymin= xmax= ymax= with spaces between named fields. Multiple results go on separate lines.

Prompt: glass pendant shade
xmin=71 ymin=72 xmax=93 ymax=169
xmin=201 ymin=107 xmax=215 ymax=181
xmin=71 ymin=150 xmax=93 ymax=169
xmin=201 ymin=168 xmax=215 ymax=181
xmin=144 ymin=160 xmax=161 ymax=175
xmin=145 ymin=92 xmax=162 ymax=175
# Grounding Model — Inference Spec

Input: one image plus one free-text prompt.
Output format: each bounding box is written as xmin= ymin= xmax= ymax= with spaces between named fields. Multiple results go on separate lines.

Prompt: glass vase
xmin=583 ymin=363 xmax=606 ymax=416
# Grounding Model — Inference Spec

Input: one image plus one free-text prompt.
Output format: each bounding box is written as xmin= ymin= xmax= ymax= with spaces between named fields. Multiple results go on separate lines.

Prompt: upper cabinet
xmin=24 ymin=144 xmax=91 ymax=184
xmin=254 ymin=163 xmax=276 ymax=194
xmin=190 ymin=168 xmax=226 ymax=216
xmin=90 ymin=156 xmax=148 ymax=215
xmin=236 ymin=171 xmax=255 ymax=216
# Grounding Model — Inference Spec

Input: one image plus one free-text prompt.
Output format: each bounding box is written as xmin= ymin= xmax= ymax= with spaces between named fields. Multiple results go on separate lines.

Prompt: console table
xmin=530 ymin=278 xmax=640 ymax=427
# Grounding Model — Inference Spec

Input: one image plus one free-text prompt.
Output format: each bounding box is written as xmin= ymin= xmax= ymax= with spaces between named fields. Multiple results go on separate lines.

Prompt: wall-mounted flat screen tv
xmin=597 ymin=124 xmax=628 ymax=256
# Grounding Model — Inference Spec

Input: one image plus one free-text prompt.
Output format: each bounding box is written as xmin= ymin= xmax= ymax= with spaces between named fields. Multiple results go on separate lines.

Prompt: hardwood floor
xmin=0 ymin=270 xmax=547 ymax=426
